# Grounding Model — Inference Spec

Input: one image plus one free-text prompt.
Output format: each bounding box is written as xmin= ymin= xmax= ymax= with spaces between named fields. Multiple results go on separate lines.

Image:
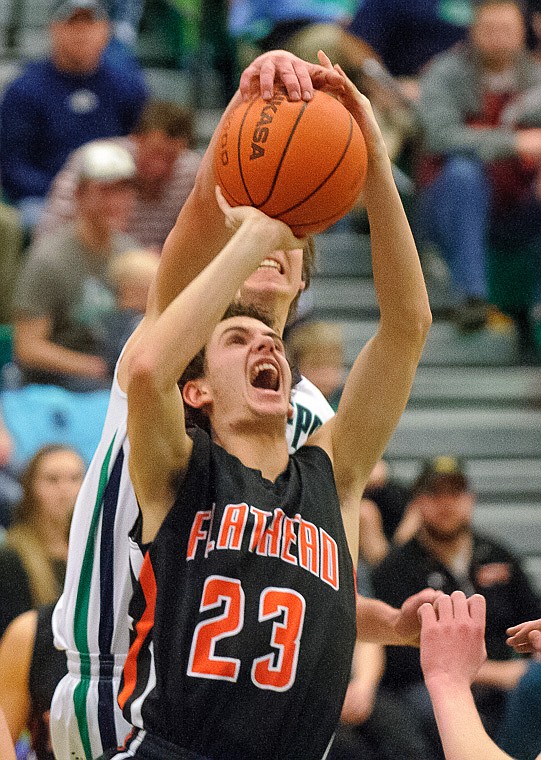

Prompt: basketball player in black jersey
xmin=101 ymin=58 xmax=434 ymax=760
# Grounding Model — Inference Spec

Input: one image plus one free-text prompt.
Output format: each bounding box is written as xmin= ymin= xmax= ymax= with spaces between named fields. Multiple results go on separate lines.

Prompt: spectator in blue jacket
xmin=0 ymin=0 xmax=148 ymax=231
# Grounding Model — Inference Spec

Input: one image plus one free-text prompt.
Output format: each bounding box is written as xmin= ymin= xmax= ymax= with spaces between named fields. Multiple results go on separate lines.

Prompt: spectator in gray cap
xmin=12 ymin=142 xmax=139 ymax=391
xmin=0 ymin=0 xmax=147 ymax=231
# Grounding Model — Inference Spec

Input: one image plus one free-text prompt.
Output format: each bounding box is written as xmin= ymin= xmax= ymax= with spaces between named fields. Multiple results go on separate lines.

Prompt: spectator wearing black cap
xmin=0 ymin=0 xmax=147 ymax=232
xmin=12 ymin=142 xmax=139 ymax=391
xmin=370 ymin=455 xmax=541 ymax=759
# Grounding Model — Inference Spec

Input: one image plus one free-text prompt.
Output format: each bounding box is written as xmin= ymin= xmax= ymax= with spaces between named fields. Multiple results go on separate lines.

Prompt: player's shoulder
xmin=292 ymin=375 xmax=334 ymax=421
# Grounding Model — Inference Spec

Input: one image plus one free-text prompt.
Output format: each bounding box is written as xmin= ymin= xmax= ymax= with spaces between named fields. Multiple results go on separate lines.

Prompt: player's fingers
xmin=256 ymin=56 xmax=302 ymax=101
xmin=290 ymin=60 xmax=314 ymax=101
xmin=418 ymin=601 xmax=437 ymax=625
xmin=239 ymin=65 xmax=259 ymax=100
xmin=450 ymin=590 xmax=469 ymax=620
xmin=317 ymin=50 xmax=333 ymax=69
xmin=529 ymin=630 xmax=541 ymax=652
xmin=258 ymin=59 xmax=278 ymax=101
xmin=434 ymin=593 xmax=453 ymax=621
xmin=467 ymin=593 xmax=486 ymax=624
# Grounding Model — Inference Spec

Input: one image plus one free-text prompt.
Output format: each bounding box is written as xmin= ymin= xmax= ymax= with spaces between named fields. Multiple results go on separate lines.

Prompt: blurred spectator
xmin=13 ymin=142 xmax=138 ymax=392
xmin=341 ymin=0 xmax=473 ymax=91
xmin=0 ymin=605 xmax=67 ymax=760
xmin=0 ymin=205 xmax=23 ymax=325
xmin=0 ymin=412 xmax=21 ymax=531
xmin=371 ymin=455 xmax=541 ymax=757
xmin=99 ymin=248 xmax=159 ymax=373
xmin=228 ymin=0 xmax=356 ymax=70
xmin=417 ymin=0 xmax=541 ymax=338
xmin=498 ymin=658 xmax=541 ymax=759
xmin=0 ymin=445 xmax=84 ymax=639
xmin=0 ymin=0 xmax=147 ymax=231
xmin=105 ymin=0 xmax=145 ymax=52
xmin=363 ymin=459 xmax=414 ymax=546
xmin=334 ymin=1 xmax=475 ymax=166
xmin=286 ymin=320 xmax=345 ymax=406
xmin=37 ymin=100 xmax=200 ymax=249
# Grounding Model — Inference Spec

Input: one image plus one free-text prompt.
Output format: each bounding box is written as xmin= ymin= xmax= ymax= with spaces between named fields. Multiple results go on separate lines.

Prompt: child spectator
xmin=100 ymin=248 xmax=159 ymax=373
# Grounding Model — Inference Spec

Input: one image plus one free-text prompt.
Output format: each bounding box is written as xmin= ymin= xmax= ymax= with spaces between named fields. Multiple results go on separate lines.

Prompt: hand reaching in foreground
xmin=419 ymin=591 xmax=487 ymax=689
xmin=506 ymin=617 xmax=541 ymax=654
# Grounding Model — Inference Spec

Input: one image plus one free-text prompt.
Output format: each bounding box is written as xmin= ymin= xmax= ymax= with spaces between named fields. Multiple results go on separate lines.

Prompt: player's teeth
xmin=251 ymin=363 xmax=277 ymax=381
xmin=259 ymin=259 xmax=280 ymax=271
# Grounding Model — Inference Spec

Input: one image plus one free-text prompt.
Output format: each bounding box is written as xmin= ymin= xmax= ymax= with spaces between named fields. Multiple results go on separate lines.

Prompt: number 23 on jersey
xmin=188 ymin=575 xmax=306 ymax=692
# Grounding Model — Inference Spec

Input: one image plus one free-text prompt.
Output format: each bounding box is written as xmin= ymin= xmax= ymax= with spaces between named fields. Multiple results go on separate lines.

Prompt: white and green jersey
xmin=50 ymin=364 xmax=333 ymax=760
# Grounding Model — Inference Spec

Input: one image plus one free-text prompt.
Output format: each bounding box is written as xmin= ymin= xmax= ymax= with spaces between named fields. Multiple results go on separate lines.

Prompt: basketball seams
xmin=255 ymin=101 xmax=308 ymax=210
xmin=274 ymin=113 xmax=358 ymax=220
xmin=215 ymin=90 xmax=368 ymax=235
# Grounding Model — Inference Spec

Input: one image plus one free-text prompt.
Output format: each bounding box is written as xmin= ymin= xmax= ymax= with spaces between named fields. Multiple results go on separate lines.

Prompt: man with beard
xmin=371 ymin=456 xmax=541 ymax=759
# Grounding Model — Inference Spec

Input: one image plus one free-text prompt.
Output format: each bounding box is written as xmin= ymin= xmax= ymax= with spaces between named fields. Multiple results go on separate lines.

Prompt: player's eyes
xmin=227 ymin=333 xmax=246 ymax=345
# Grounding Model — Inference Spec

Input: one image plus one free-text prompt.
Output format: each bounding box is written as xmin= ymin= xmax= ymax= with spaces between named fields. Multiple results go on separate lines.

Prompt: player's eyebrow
xmin=221 ymin=325 xmax=284 ymax=349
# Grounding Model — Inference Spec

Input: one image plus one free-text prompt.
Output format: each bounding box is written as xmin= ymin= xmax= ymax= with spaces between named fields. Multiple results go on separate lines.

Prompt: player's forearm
xmin=134 ymin=215 xmax=285 ymax=388
xmin=356 ymin=596 xmax=411 ymax=645
xmin=154 ymin=90 xmax=244 ymax=315
xmin=364 ymin=157 xmax=431 ymax=339
xmin=350 ymin=640 xmax=385 ymax=684
xmin=426 ymin=679 xmax=515 ymax=760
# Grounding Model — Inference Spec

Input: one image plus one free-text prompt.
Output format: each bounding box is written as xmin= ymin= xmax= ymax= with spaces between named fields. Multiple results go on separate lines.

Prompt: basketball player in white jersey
xmin=50 ymin=50 xmax=344 ymax=760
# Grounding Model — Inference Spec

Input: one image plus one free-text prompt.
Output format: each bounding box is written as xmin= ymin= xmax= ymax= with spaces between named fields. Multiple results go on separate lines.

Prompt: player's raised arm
xmin=127 ymin=193 xmax=303 ymax=543
xmin=150 ymin=51 xmax=343 ymax=317
xmin=309 ymin=57 xmax=431 ymax=555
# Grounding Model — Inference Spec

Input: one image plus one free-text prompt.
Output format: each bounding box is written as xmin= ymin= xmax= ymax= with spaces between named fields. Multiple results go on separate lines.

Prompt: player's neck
xmin=212 ymin=424 xmax=289 ymax=482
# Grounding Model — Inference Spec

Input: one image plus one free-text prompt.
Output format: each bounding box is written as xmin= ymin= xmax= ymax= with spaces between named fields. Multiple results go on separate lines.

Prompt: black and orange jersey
xmin=119 ymin=427 xmax=356 ymax=760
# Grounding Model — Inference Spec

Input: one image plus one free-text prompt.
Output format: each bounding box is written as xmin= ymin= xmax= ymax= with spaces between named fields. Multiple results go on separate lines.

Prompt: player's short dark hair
xmin=178 ymin=303 xmax=277 ymax=432
xmin=132 ymin=100 xmax=195 ymax=145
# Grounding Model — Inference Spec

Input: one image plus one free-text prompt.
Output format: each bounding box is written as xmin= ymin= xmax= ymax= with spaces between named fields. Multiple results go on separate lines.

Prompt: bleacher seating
xmin=312 ymin=230 xmax=541 ymax=593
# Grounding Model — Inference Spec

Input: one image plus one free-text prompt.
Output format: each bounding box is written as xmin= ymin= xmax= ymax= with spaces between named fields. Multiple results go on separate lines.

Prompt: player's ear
xmin=182 ymin=379 xmax=212 ymax=410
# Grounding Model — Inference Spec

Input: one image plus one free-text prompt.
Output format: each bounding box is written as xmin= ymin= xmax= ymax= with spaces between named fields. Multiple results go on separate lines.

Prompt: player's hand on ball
xmin=240 ymin=49 xmax=344 ymax=103
xmin=215 ymin=187 xmax=306 ymax=252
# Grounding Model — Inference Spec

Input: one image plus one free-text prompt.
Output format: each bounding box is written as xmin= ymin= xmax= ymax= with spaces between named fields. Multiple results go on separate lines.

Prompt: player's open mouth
xmin=258 ymin=259 xmax=283 ymax=274
xmin=250 ymin=361 xmax=280 ymax=391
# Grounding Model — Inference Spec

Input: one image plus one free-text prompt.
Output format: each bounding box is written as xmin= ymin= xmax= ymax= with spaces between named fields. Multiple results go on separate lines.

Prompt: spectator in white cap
xmin=0 ymin=0 xmax=147 ymax=231
xmin=12 ymin=142 xmax=140 ymax=391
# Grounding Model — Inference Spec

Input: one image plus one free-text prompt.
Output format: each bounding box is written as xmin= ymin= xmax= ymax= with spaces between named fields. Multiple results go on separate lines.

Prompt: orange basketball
xmin=214 ymin=88 xmax=368 ymax=236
